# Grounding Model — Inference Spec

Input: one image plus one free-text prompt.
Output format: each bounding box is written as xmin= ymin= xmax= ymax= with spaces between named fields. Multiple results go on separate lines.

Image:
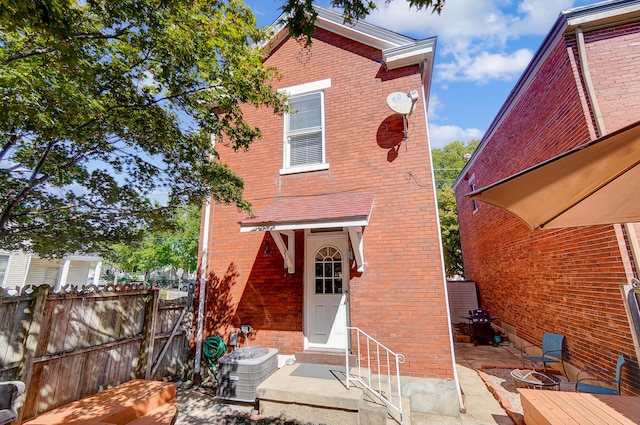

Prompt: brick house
xmin=195 ymin=6 xmax=460 ymax=407
xmin=454 ymin=0 xmax=640 ymax=394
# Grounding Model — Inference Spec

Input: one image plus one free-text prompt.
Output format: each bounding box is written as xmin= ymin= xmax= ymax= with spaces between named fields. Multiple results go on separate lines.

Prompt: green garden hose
xmin=203 ymin=335 xmax=228 ymax=378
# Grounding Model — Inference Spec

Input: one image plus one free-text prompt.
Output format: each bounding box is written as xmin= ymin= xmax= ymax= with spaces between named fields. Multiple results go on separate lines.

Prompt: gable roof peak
xmin=265 ymin=4 xmax=436 ymax=70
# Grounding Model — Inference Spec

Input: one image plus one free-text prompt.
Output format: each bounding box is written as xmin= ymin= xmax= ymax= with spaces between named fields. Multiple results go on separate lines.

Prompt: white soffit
xmin=565 ymin=0 xmax=640 ymax=32
xmin=241 ymin=218 xmax=370 ymax=233
xmin=383 ymin=38 xmax=436 ymax=70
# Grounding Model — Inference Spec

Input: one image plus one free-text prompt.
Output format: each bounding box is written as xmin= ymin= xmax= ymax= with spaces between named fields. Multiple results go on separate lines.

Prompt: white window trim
xmin=0 ymin=254 xmax=9 ymax=287
xmin=278 ymin=79 xmax=331 ymax=97
xmin=279 ymin=79 xmax=331 ymax=175
xmin=280 ymin=162 xmax=330 ymax=175
xmin=469 ymin=174 xmax=479 ymax=213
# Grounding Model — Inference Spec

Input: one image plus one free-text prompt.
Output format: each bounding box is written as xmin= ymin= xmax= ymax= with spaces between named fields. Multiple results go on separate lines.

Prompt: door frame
xmin=303 ymin=228 xmax=351 ymax=350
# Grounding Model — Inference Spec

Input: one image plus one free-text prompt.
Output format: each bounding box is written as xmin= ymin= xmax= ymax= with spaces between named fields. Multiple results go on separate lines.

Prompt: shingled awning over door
xmin=239 ymin=192 xmax=375 ymax=273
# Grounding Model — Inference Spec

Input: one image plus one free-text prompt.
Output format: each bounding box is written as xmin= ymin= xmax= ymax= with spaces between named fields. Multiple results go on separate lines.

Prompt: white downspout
xmin=421 ymin=59 xmax=465 ymax=413
xmin=576 ymin=27 xmax=607 ymax=135
xmin=577 ymin=24 xmax=640 ymax=365
xmin=576 ymin=26 xmax=640 ymax=274
xmin=194 ymin=134 xmax=215 ymax=383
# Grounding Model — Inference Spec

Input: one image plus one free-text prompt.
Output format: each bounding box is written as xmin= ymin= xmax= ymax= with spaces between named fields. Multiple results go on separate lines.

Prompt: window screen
xmin=286 ymin=92 xmax=324 ymax=168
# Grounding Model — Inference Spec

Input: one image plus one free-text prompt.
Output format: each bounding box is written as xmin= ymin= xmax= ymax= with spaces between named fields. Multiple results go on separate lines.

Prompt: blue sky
xmin=245 ymin=0 xmax=606 ymax=149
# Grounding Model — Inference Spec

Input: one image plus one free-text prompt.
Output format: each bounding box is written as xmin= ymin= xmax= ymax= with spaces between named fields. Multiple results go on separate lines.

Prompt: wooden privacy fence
xmin=0 ymin=284 xmax=191 ymax=421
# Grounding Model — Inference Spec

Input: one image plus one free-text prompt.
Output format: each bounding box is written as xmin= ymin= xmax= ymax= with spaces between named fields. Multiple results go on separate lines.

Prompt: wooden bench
xmin=519 ymin=388 xmax=640 ymax=425
xmin=23 ymin=380 xmax=177 ymax=425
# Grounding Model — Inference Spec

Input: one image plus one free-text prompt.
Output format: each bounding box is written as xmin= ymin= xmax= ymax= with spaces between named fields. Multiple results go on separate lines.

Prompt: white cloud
xmin=362 ymin=1 xmax=597 ymax=144
xmin=427 ymin=92 xmax=444 ymax=120
xmin=365 ymin=0 xmax=579 ymax=84
xmin=513 ymin=0 xmax=577 ymax=35
xmin=428 ymin=124 xmax=483 ymax=150
xmin=437 ymin=48 xmax=533 ymax=82
xmin=366 ymin=0 xmax=576 ymax=40
xmin=147 ymin=189 xmax=169 ymax=206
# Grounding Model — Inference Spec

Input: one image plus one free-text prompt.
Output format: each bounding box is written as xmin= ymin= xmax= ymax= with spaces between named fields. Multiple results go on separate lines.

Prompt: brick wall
xmin=198 ymin=28 xmax=452 ymax=378
xmin=456 ymin=24 xmax=640 ymax=393
xmin=580 ymin=23 xmax=640 ymax=132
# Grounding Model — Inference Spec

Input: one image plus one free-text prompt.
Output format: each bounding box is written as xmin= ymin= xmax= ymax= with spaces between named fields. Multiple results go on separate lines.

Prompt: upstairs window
xmin=280 ymin=79 xmax=330 ymax=174
xmin=287 ymin=93 xmax=323 ymax=167
xmin=469 ymin=174 xmax=479 ymax=213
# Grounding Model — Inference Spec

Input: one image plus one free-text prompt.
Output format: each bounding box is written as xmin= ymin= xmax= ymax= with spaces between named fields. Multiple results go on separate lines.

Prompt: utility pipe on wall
xmin=576 ymin=24 xmax=640 ymax=362
xmin=576 ymin=26 xmax=640 ymax=275
xmin=421 ymin=59 xmax=465 ymax=414
xmin=194 ymin=134 xmax=216 ymax=383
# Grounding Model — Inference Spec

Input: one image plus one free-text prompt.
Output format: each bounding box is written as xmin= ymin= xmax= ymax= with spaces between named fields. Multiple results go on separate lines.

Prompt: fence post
xmin=136 ymin=288 xmax=159 ymax=379
xmin=16 ymin=285 xmax=49 ymax=423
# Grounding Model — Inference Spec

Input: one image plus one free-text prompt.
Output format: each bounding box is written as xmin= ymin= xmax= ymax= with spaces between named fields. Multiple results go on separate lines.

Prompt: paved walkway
xmin=174 ymin=342 xmax=526 ymax=425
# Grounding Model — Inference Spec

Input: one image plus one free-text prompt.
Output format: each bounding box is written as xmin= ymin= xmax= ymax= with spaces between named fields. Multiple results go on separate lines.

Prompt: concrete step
xmin=257 ymin=363 xmax=388 ymax=425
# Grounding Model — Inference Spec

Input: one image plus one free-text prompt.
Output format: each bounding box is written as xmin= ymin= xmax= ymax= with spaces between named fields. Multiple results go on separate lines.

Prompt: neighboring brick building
xmin=196 ymin=6 xmax=458 ymax=405
xmin=454 ymin=0 xmax=640 ymax=394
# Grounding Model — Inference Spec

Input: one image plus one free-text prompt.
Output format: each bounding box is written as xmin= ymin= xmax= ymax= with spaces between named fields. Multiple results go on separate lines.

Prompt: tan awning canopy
xmin=239 ymin=192 xmax=375 ymax=272
xmin=467 ymin=120 xmax=640 ymax=230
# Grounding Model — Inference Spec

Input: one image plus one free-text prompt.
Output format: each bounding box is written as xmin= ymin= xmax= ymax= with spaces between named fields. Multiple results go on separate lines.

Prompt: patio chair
xmin=0 ymin=381 xmax=25 ymax=425
xmin=575 ymin=354 xmax=627 ymax=395
xmin=522 ymin=332 xmax=567 ymax=378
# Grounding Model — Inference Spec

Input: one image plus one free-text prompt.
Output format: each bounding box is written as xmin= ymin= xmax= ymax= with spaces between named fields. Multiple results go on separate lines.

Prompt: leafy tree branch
xmin=0 ymin=0 xmax=284 ymax=257
xmin=281 ymin=0 xmax=445 ymax=43
xmin=432 ymin=140 xmax=478 ymax=277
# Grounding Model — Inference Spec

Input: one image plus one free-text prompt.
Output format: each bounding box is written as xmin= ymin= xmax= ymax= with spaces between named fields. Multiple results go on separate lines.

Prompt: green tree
xmin=110 ymin=205 xmax=200 ymax=283
xmin=432 ymin=140 xmax=479 ymax=190
xmin=0 ymin=0 xmax=285 ymax=257
xmin=432 ymin=140 xmax=478 ymax=277
xmin=282 ymin=0 xmax=445 ymax=42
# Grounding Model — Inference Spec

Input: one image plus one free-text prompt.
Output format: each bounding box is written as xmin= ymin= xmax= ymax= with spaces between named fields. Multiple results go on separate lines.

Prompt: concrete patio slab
xmin=174 ymin=342 xmax=526 ymax=424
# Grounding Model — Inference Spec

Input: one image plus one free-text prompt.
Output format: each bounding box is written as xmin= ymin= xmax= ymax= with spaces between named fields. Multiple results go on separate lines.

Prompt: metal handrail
xmin=345 ymin=326 xmax=405 ymax=423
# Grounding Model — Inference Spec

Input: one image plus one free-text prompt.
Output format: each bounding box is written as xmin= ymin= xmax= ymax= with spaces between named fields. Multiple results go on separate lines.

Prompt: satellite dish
xmin=387 ymin=91 xmax=414 ymax=115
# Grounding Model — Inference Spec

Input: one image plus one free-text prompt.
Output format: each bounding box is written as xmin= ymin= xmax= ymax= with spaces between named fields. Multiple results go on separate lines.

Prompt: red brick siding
xmin=581 ymin=23 xmax=640 ymax=131
xmin=456 ymin=25 xmax=640 ymax=393
xmin=198 ymin=29 xmax=452 ymax=378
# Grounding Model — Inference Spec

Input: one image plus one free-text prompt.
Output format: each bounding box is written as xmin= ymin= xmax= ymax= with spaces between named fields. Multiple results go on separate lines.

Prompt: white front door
xmin=305 ymin=231 xmax=350 ymax=350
